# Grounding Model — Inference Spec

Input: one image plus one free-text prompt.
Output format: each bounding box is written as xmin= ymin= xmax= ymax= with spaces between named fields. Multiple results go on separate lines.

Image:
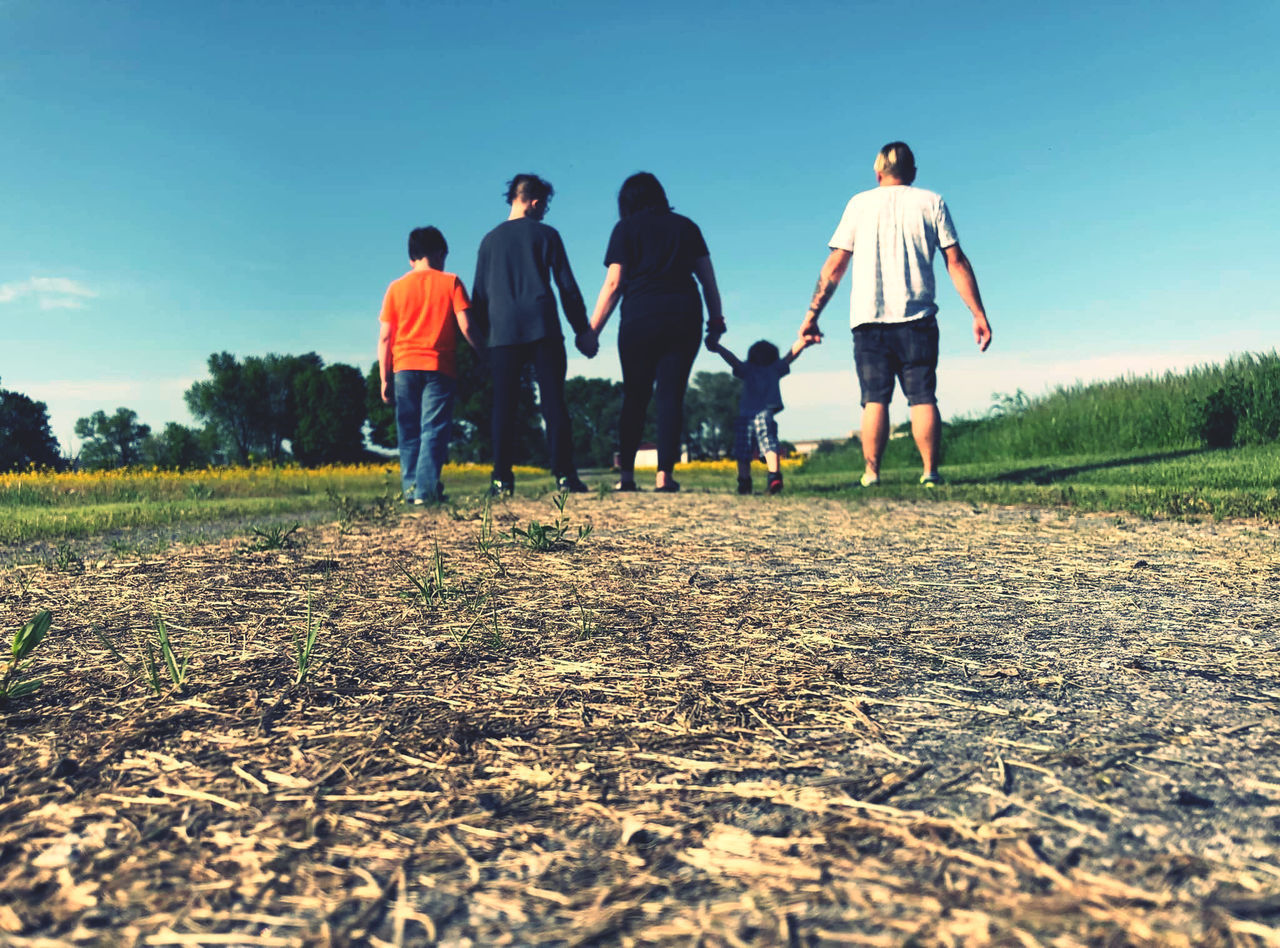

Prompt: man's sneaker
xmin=919 ymin=472 xmax=944 ymax=489
xmin=737 ymin=476 xmax=753 ymax=495
xmin=859 ymin=472 xmax=880 ymax=487
xmin=556 ymin=475 xmax=590 ymax=493
xmin=767 ymin=473 xmax=783 ymax=494
xmin=488 ymin=479 xmax=514 ymax=498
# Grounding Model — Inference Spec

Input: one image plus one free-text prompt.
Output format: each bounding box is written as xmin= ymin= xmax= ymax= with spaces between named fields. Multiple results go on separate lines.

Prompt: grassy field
xmin=2 ymin=440 xmax=1278 ymax=554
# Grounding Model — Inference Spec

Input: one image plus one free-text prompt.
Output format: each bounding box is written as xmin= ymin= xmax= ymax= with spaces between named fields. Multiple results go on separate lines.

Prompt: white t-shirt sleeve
xmin=936 ymin=197 xmax=959 ymax=249
xmin=828 ymin=197 xmax=858 ymax=251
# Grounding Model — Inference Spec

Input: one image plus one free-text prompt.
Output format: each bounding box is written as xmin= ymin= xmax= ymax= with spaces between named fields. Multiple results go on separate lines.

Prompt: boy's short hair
xmin=873 ymin=141 xmax=917 ymax=184
xmin=505 ymin=174 xmax=554 ymax=207
xmin=747 ymin=340 xmax=780 ymax=366
xmin=408 ymin=226 xmax=447 ymax=262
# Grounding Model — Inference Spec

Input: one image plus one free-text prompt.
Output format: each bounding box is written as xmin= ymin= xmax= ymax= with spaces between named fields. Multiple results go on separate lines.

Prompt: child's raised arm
xmin=783 ymin=334 xmax=817 ymax=364
xmin=708 ymin=338 xmax=743 ymax=371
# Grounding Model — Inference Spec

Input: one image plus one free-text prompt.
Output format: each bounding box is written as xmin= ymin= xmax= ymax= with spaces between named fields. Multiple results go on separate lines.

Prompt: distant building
xmin=790 ymin=437 xmax=854 ymax=457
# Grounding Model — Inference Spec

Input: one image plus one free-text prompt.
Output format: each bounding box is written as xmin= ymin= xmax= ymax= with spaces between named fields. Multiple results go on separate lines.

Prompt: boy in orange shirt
xmin=379 ymin=227 xmax=484 ymax=505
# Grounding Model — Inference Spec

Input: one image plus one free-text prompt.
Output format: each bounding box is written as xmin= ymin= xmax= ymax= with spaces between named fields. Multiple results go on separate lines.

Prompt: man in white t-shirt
xmin=798 ymin=142 xmax=992 ymax=488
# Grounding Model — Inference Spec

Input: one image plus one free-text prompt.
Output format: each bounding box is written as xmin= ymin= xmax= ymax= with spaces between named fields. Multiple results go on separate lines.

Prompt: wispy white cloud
xmin=0 ymin=276 xmax=98 ymax=309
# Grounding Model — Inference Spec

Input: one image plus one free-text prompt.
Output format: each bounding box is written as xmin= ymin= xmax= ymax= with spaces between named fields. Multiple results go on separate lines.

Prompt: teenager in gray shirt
xmin=471 ymin=174 xmax=598 ymax=495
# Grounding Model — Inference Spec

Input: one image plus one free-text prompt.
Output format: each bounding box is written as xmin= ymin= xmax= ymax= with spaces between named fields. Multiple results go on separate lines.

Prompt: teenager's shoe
xmin=737 ymin=477 xmax=753 ymax=495
xmin=613 ymin=479 xmax=638 ymax=492
xmin=919 ymin=472 xmax=944 ymax=489
xmin=488 ymin=479 xmax=514 ymax=498
xmin=859 ymin=472 xmax=880 ymax=487
xmin=654 ymin=480 xmax=681 ymax=493
xmin=556 ymin=475 xmax=590 ymax=493
xmin=767 ymin=473 xmax=783 ymax=494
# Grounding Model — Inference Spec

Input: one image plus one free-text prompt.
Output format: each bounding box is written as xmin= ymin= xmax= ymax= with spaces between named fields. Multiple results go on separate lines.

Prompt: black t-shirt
xmin=471 ymin=218 xmax=589 ymax=347
xmin=604 ymin=210 xmax=709 ymax=321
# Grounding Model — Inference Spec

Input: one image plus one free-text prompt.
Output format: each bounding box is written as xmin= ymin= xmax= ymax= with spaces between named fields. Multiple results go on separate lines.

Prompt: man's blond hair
xmin=874 ymin=141 xmax=917 ymax=184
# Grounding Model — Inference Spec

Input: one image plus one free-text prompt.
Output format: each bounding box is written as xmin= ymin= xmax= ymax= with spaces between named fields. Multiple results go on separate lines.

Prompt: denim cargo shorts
xmin=852 ymin=316 xmax=939 ymax=406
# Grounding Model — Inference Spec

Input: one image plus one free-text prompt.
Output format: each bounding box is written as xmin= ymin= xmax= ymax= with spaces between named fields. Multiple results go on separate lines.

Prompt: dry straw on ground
xmin=1 ymin=492 xmax=1278 ymax=946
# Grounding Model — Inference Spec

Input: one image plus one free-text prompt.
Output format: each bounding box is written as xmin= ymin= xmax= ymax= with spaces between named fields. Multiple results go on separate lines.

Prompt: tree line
xmin=1 ymin=353 xmax=757 ymax=472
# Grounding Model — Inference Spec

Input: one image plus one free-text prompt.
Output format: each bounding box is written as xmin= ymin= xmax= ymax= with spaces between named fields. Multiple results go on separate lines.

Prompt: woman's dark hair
xmin=617 ymin=172 xmax=671 ymax=218
xmin=408 ymin=226 xmax=447 ymax=261
xmin=747 ymin=340 xmax=780 ymax=366
xmin=505 ymin=173 xmax=554 ymax=206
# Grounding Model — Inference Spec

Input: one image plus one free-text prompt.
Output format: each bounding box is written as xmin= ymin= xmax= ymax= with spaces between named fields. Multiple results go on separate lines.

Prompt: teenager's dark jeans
xmin=617 ymin=316 xmax=700 ymax=473
xmin=490 ymin=338 xmax=576 ymax=483
xmin=394 ymin=369 xmax=456 ymax=502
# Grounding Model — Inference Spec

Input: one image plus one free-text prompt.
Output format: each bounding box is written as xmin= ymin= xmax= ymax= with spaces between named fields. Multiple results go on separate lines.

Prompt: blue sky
xmin=3 ymin=0 xmax=1277 ymax=448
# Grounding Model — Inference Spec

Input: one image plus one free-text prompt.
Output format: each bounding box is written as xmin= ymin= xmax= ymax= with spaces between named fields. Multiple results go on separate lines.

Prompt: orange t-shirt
xmin=379 ymin=269 xmax=471 ymax=377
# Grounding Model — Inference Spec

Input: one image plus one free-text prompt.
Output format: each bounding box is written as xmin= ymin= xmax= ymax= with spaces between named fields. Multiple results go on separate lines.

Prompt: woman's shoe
xmin=614 ymin=480 xmax=638 ymax=492
xmin=654 ymin=480 xmax=680 ymax=493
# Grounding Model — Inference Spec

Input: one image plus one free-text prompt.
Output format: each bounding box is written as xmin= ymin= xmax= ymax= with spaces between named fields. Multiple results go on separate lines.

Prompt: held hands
xmin=798 ymin=314 xmax=823 ymax=344
xmin=575 ymin=329 xmax=600 ymax=359
xmin=704 ymin=316 xmax=726 ymax=352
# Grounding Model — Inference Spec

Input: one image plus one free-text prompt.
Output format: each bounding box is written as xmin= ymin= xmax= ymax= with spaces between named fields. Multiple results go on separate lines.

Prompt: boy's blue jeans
xmin=394 ymin=369 xmax=456 ymax=502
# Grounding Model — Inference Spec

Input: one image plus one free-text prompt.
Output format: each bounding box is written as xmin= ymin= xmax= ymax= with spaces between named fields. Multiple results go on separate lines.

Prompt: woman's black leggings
xmin=617 ymin=316 xmax=701 ymax=474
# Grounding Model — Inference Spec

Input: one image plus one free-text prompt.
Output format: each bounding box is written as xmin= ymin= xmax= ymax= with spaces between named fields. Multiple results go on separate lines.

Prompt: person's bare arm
xmin=783 ymin=334 xmax=815 ymax=364
xmin=378 ymin=321 xmax=394 ymax=403
xmin=692 ymin=256 xmax=724 ymax=334
xmin=589 ymin=263 xmax=624 ymax=334
xmin=709 ymin=340 xmax=743 ymax=371
xmin=455 ymin=307 xmax=485 ymax=354
xmin=798 ymin=248 xmax=851 ymax=341
xmin=942 ymin=244 xmax=992 ymax=351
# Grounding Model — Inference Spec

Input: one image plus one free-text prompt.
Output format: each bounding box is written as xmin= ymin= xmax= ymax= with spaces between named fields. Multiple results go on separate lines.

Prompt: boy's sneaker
xmin=737 ymin=476 xmax=753 ymax=495
xmin=556 ymin=475 xmax=590 ymax=493
xmin=488 ymin=479 xmax=514 ymax=498
xmin=767 ymin=472 xmax=783 ymax=494
xmin=919 ymin=472 xmax=944 ymax=489
xmin=859 ymin=472 xmax=880 ymax=487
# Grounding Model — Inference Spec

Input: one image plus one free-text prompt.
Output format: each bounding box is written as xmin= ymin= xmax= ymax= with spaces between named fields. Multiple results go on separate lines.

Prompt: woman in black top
xmin=588 ymin=172 xmax=725 ymax=492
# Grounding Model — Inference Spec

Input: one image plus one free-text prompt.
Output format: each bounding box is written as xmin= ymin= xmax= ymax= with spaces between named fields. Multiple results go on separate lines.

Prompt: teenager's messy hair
xmin=747 ymin=340 xmax=780 ymax=366
xmin=505 ymin=174 xmax=554 ymax=207
xmin=617 ymin=172 xmax=671 ymax=218
xmin=408 ymin=226 xmax=447 ymax=261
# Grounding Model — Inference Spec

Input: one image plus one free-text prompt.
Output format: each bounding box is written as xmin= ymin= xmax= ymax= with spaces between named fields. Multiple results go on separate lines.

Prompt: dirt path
xmin=2 ymin=494 xmax=1278 ymax=946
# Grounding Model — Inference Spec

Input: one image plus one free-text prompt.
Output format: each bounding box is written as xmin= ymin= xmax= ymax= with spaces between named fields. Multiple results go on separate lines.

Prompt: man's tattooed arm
xmin=806 ymin=274 xmax=839 ymax=321
xmin=799 ymin=249 xmax=851 ymax=338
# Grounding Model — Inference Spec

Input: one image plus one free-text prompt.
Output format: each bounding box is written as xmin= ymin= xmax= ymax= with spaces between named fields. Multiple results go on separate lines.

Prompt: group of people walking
xmin=377 ymin=142 xmax=992 ymax=504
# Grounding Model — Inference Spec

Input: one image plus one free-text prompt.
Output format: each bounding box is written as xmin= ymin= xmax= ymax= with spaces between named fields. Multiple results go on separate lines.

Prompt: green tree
xmin=139 ymin=422 xmax=217 ymax=470
xmin=292 ymin=362 xmax=367 ymax=465
xmin=565 ymin=376 xmax=625 ymax=468
xmin=365 ymin=361 xmax=397 ymax=450
xmin=0 ymin=383 xmax=61 ymax=471
xmin=684 ymin=371 xmax=739 ymax=459
xmin=185 ymin=352 xmax=327 ymax=464
xmin=75 ymin=408 xmax=151 ymax=470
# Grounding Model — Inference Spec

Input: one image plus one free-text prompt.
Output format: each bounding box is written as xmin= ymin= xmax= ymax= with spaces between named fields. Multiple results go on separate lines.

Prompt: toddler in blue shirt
xmin=707 ymin=334 xmax=815 ymax=494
